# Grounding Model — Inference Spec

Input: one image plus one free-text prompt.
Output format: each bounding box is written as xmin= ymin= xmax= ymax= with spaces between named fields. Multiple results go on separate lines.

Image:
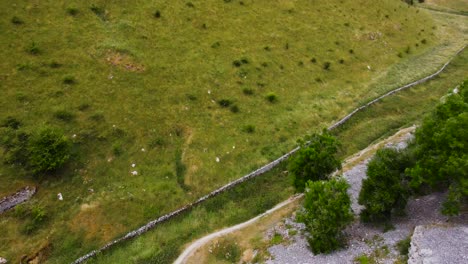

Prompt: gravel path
xmin=266 ymin=133 xmax=467 ymax=264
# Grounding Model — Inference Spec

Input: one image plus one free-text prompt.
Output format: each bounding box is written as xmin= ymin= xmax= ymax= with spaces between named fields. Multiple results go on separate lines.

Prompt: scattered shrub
xmin=63 ymin=75 xmax=76 ymax=85
xmin=339 ymin=59 xmax=345 ymax=64
xmin=311 ymin=58 xmax=317 ymax=63
xmin=154 ymin=10 xmax=161 ymax=18
xmin=323 ymin=61 xmax=331 ymax=70
xmin=186 ymin=94 xmax=197 ymax=101
xmin=421 ymin=39 xmax=427 ymax=44
xmin=349 ymin=49 xmax=354 ymax=54
xmin=66 ymin=7 xmax=79 ymax=16
xmin=1 ymin=116 xmax=22 ymax=129
xmin=396 ymin=236 xmax=411 ymax=256
xmin=54 ymin=110 xmax=75 ymax=122
xmin=90 ymin=5 xmax=106 ymax=20
xmin=270 ymin=233 xmax=283 ymax=245
xmin=358 ymin=147 xmax=414 ymax=222
xmin=232 ymin=60 xmax=242 ymax=67
xmin=28 ymin=126 xmax=71 ymax=174
xmin=288 ymin=130 xmax=341 ymax=191
xmin=242 ymin=125 xmax=255 ymax=133
xmin=243 ymin=88 xmax=254 ymax=95
xmin=112 ymin=142 xmax=123 ymax=156
xmin=218 ymin=99 xmax=233 ymax=107
xmin=11 ymin=16 xmax=24 ymax=25
xmin=48 ymin=61 xmax=62 ymax=68
xmin=27 ymin=42 xmax=40 ymax=55
xmin=211 ymin=41 xmax=220 ymax=48
xmin=78 ymin=103 xmax=90 ymax=111
xmin=265 ymin=92 xmax=278 ymax=103
xmin=230 ymin=105 xmax=239 ymax=113
xmin=297 ymin=178 xmax=353 ymax=254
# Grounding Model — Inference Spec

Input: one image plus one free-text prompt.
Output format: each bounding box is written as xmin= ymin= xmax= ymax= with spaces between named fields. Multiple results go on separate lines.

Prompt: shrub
xmin=232 ymin=60 xmax=242 ymax=67
xmin=11 ymin=16 xmax=24 ymax=25
xmin=339 ymin=59 xmax=345 ymax=64
xmin=1 ymin=116 xmax=21 ymax=129
xmin=63 ymin=75 xmax=76 ymax=85
xmin=242 ymin=125 xmax=255 ymax=133
xmin=323 ymin=62 xmax=331 ymax=70
xmin=242 ymin=87 xmax=254 ymax=95
xmin=265 ymin=92 xmax=278 ymax=103
xmin=27 ymin=42 xmax=40 ymax=55
xmin=311 ymin=58 xmax=317 ymax=63
xmin=288 ymin=130 xmax=341 ymax=191
xmin=154 ymin=10 xmax=161 ymax=18
xmin=218 ymin=99 xmax=232 ymax=107
xmin=28 ymin=127 xmax=71 ymax=174
xmin=297 ymin=178 xmax=353 ymax=254
xmin=90 ymin=5 xmax=106 ymax=20
xmin=54 ymin=109 xmax=75 ymax=122
xmin=66 ymin=7 xmax=79 ymax=16
xmin=230 ymin=105 xmax=239 ymax=113
xmin=358 ymin=147 xmax=414 ymax=222
xmin=408 ymin=81 xmax=468 ymax=215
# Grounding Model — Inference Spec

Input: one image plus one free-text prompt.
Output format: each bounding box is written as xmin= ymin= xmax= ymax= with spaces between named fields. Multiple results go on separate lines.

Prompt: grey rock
xmin=0 ymin=257 xmax=7 ymax=264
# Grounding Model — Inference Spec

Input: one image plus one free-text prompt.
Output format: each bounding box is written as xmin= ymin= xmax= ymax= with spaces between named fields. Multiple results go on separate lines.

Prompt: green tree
xmin=28 ymin=127 xmax=71 ymax=174
xmin=358 ymin=147 xmax=414 ymax=222
xmin=289 ymin=130 xmax=341 ymax=191
xmin=408 ymin=81 xmax=468 ymax=215
xmin=298 ymin=178 xmax=353 ymax=254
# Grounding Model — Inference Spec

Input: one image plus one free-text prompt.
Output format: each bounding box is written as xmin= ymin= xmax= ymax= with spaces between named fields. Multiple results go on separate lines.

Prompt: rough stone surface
xmin=0 ymin=257 xmax=7 ymax=264
xmin=408 ymin=225 xmax=468 ymax=264
xmin=0 ymin=186 xmax=36 ymax=214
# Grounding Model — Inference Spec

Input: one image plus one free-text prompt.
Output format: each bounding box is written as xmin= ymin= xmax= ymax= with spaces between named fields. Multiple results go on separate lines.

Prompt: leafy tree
xmin=358 ymin=147 xmax=414 ymax=222
xmin=289 ymin=130 xmax=341 ymax=191
xmin=297 ymin=178 xmax=353 ymax=254
xmin=408 ymin=81 xmax=468 ymax=215
xmin=28 ymin=126 xmax=71 ymax=174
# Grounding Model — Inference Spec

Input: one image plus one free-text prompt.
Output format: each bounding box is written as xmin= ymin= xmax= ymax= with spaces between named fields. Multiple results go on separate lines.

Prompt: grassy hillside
xmin=0 ymin=0 xmax=461 ymax=262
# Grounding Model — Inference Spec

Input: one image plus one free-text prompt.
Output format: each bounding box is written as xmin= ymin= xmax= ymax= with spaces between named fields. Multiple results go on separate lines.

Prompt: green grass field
xmin=0 ymin=0 xmax=466 ymax=263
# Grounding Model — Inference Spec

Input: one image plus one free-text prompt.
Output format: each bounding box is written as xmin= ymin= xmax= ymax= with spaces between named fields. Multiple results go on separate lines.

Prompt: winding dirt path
xmin=176 ymin=126 xmax=417 ymax=264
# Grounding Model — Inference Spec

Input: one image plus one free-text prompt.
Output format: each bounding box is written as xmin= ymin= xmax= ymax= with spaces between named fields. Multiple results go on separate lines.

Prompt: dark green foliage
xmin=242 ymin=125 xmax=255 ymax=133
xmin=28 ymin=127 xmax=71 ymax=174
xmin=11 ymin=16 xmax=24 ymax=25
xmin=408 ymin=81 xmax=468 ymax=215
xmin=297 ymin=178 xmax=353 ymax=254
xmin=230 ymin=105 xmax=240 ymax=113
xmin=66 ymin=7 xmax=79 ymax=16
xmin=54 ymin=110 xmax=75 ymax=122
xmin=1 ymin=116 xmax=21 ymax=129
xmin=396 ymin=236 xmax=411 ymax=256
xmin=265 ymin=92 xmax=278 ymax=103
xmin=289 ymin=130 xmax=341 ymax=192
xmin=27 ymin=42 xmax=40 ymax=55
xmin=242 ymin=87 xmax=254 ymax=95
xmin=0 ymin=128 xmax=30 ymax=166
xmin=311 ymin=58 xmax=317 ymax=63
xmin=358 ymin=147 xmax=414 ymax=222
xmin=90 ymin=5 xmax=106 ymax=20
xmin=154 ymin=10 xmax=161 ymax=18
xmin=63 ymin=75 xmax=76 ymax=85
xmin=218 ymin=99 xmax=233 ymax=107
xmin=323 ymin=61 xmax=331 ymax=70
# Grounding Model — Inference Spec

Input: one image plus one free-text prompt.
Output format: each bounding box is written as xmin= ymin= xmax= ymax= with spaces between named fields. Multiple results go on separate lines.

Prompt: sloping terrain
xmin=0 ymin=0 xmax=462 ymax=263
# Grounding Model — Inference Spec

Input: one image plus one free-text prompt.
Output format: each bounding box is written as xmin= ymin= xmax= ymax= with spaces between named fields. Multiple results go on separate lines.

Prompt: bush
xmin=11 ymin=16 xmax=24 ymax=25
xmin=297 ymin=178 xmax=353 ymax=254
xmin=63 ymin=75 xmax=76 ymax=85
xmin=27 ymin=42 xmax=40 ymax=55
xmin=288 ymin=130 xmax=341 ymax=191
xmin=358 ymin=147 xmax=414 ymax=222
xmin=265 ymin=92 xmax=278 ymax=103
xmin=408 ymin=80 xmax=468 ymax=215
xmin=242 ymin=87 xmax=254 ymax=95
xmin=242 ymin=125 xmax=255 ymax=133
xmin=218 ymin=99 xmax=233 ymax=107
xmin=54 ymin=109 xmax=75 ymax=122
xmin=66 ymin=7 xmax=79 ymax=16
xmin=323 ymin=62 xmax=331 ymax=70
xmin=28 ymin=127 xmax=71 ymax=174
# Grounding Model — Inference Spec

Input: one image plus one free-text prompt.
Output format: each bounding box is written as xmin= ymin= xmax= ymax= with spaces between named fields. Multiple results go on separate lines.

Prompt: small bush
xmin=421 ymin=39 xmax=427 ymax=44
xmin=358 ymin=148 xmax=414 ymax=222
xmin=112 ymin=142 xmax=123 ymax=156
xmin=349 ymin=49 xmax=354 ymax=54
xmin=28 ymin=127 xmax=72 ymax=174
xmin=218 ymin=99 xmax=233 ymax=107
xmin=232 ymin=60 xmax=242 ymax=67
xmin=1 ymin=116 xmax=22 ymax=129
xmin=297 ymin=178 xmax=353 ymax=254
xmin=78 ymin=103 xmax=90 ymax=111
xmin=66 ymin=7 xmax=79 ymax=16
xmin=90 ymin=5 xmax=106 ymax=20
xmin=405 ymin=46 xmax=411 ymax=54
xmin=48 ymin=61 xmax=62 ymax=68
xmin=11 ymin=16 xmax=24 ymax=25
xmin=270 ymin=233 xmax=283 ymax=245
xmin=63 ymin=75 xmax=76 ymax=85
xmin=154 ymin=10 xmax=161 ymax=18
xmin=242 ymin=125 xmax=255 ymax=133
xmin=230 ymin=105 xmax=239 ymax=113
xmin=339 ymin=59 xmax=345 ymax=64
xmin=323 ymin=61 xmax=331 ymax=70
xmin=27 ymin=42 xmax=40 ymax=55
xmin=265 ymin=92 xmax=278 ymax=103
xmin=288 ymin=130 xmax=341 ymax=191
xmin=54 ymin=110 xmax=75 ymax=122
xmin=396 ymin=236 xmax=411 ymax=256
xmin=311 ymin=58 xmax=317 ymax=63
xmin=242 ymin=88 xmax=254 ymax=95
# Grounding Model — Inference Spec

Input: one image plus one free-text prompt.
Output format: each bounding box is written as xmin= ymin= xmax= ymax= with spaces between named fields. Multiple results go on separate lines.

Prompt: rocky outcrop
xmin=409 ymin=224 xmax=468 ymax=264
xmin=0 ymin=257 xmax=7 ymax=263
xmin=0 ymin=186 xmax=36 ymax=214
